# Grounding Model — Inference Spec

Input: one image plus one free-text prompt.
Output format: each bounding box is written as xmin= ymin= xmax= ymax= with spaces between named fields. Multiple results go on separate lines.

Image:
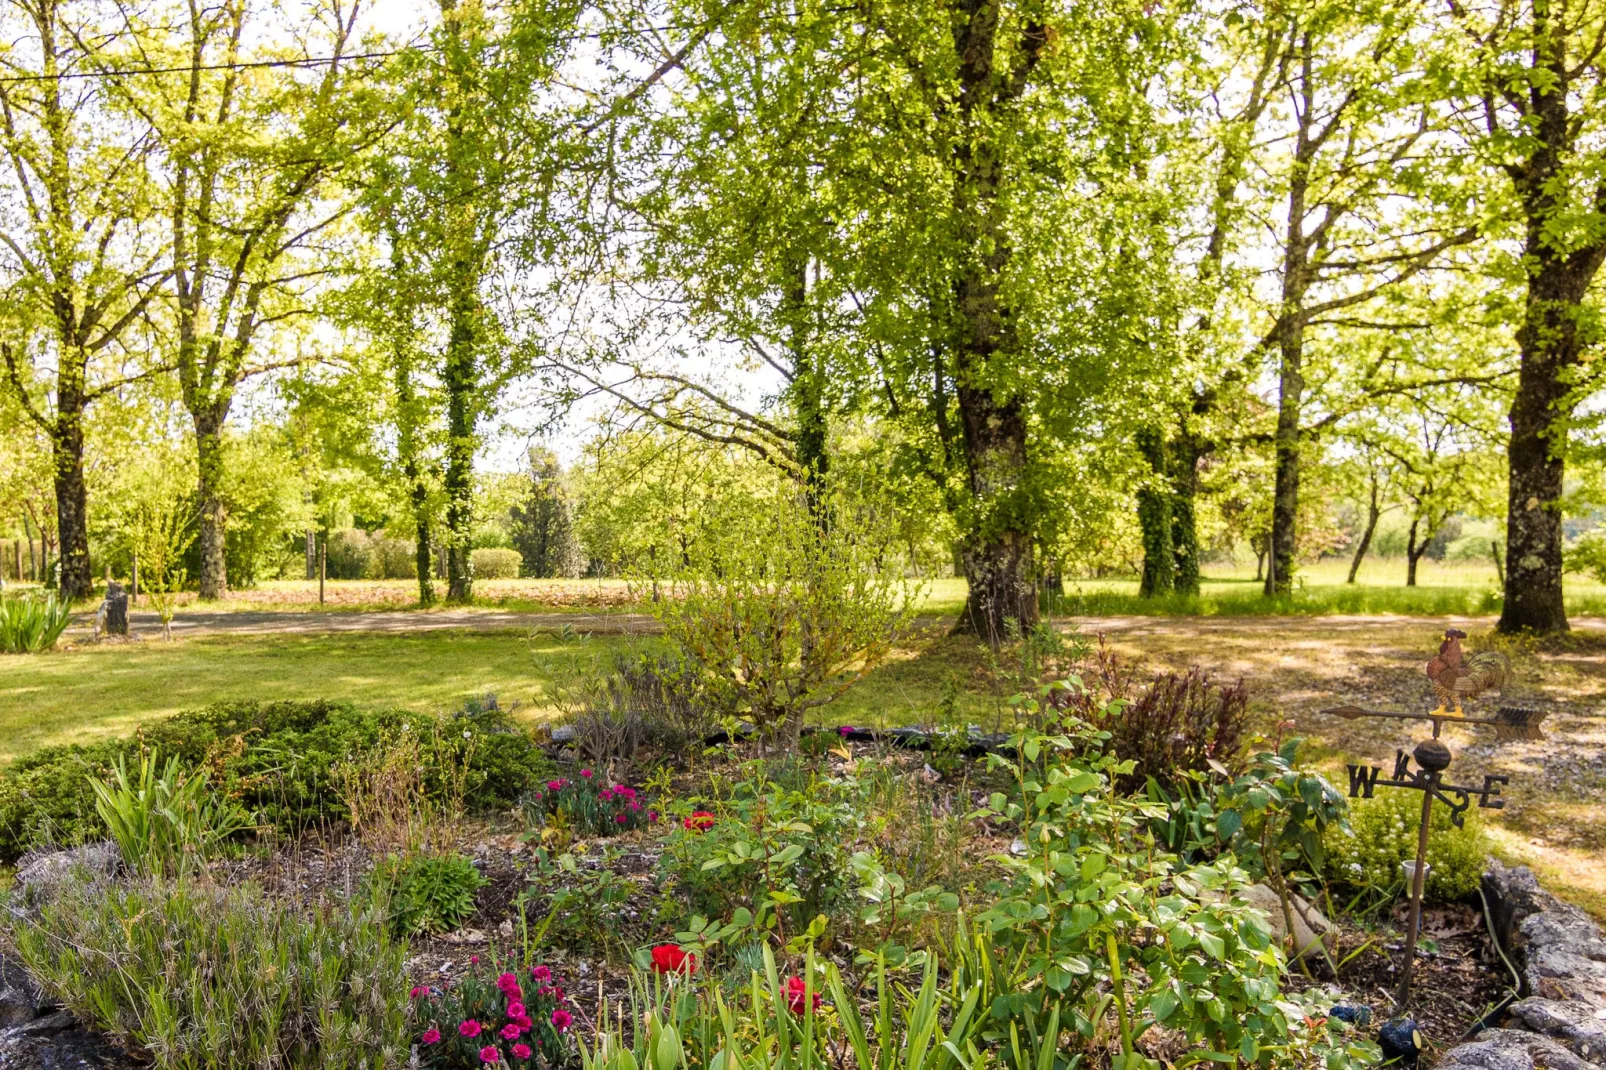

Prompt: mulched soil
xmin=1287 ymin=902 xmax=1511 ymax=1064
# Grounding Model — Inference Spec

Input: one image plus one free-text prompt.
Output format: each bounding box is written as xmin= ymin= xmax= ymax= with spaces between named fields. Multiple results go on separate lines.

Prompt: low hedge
xmin=0 ymin=697 xmax=552 ymax=862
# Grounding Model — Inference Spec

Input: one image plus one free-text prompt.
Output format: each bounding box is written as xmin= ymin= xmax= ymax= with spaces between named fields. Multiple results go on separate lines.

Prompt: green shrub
xmin=7 ymin=878 xmax=408 ymax=1069
xmin=471 ymin=547 xmax=522 ymax=579
xmin=369 ymin=851 xmax=486 ymax=936
xmin=659 ymin=764 xmax=861 ymax=937
xmin=0 ymin=698 xmax=552 ymax=862
xmin=1324 ymin=788 xmax=1489 ymax=903
xmin=526 ymin=846 xmax=641 ymax=957
xmin=0 ymin=592 xmax=72 ymax=653
xmin=90 ymin=751 xmax=252 ymax=877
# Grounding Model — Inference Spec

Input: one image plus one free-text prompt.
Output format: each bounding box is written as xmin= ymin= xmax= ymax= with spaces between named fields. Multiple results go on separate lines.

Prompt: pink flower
xmin=530 ymin=965 xmax=552 ymax=982
xmin=615 ymin=813 xmax=628 ymax=824
xmin=501 ymin=1023 xmax=521 ymax=1040
xmin=421 ymin=1028 xmax=442 ymax=1045
xmin=471 ymin=955 xmax=481 ymax=965
xmin=546 ymin=779 xmax=567 ymax=792
xmin=513 ymin=1043 xmax=533 ymax=1059
xmin=628 ymin=800 xmax=642 ymax=812
xmin=839 ymin=725 xmax=854 ymax=737
xmin=459 ymin=1019 xmax=482 ymax=1038
xmin=513 ymin=1014 xmax=532 ymax=1031
xmin=551 ymin=1008 xmax=573 ymax=1032
xmin=615 ymin=786 xmax=637 ymax=800
xmin=580 ymin=768 xmax=594 ymax=779
xmin=648 ymin=810 xmax=659 ymax=823
xmin=410 ymin=986 xmax=424 ymax=998
xmin=506 ymin=1001 xmax=526 ymax=1018
xmin=480 ymin=1045 xmax=500 ymax=1064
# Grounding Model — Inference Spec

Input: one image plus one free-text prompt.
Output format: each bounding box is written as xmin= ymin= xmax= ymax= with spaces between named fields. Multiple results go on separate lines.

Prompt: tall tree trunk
xmin=946 ymin=0 xmax=1046 ymax=641
xmin=786 ymin=258 xmax=829 ymax=518
xmin=1495 ymin=1 xmax=1606 ymax=633
xmin=442 ymin=297 xmax=476 ymax=603
xmin=1136 ymin=428 xmax=1174 ymax=598
xmin=1347 ymin=476 xmax=1381 ymax=584
xmin=1265 ymin=313 xmax=1305 ymax=597
xmin=49 ymin=369 xmax=92 ymax=601
xmin=194 ymin=410 xmax=228 ymax=600
xmin=1170 ymin=433 xmax=1203 ymax=597
xmin=1405 ymin=518 xmax=1422 ymax=587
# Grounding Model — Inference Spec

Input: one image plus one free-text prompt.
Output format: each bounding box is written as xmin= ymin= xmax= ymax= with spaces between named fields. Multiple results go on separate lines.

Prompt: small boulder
xmin=13 ymin=843 xmax=119 ymax=902
xmin=1436 ymin=1028 xmax=1596 ymax=1070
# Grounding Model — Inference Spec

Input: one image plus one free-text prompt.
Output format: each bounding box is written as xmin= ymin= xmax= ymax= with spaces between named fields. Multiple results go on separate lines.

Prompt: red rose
xmin=682 ymin=811 xmax=716 ymax=833
xmin=649 ymin=944 xmax=697 ymax=975
xmin=785 ymin=976 xmax=823 ymax=1015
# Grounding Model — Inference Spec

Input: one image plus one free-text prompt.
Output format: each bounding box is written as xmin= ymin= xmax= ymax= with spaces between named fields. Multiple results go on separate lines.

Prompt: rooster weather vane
xmin=1319 ymin=628 xmax=1546 ymax=1010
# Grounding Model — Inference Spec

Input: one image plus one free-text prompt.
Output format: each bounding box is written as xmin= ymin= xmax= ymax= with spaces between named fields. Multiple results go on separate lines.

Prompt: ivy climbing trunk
xmin=946 ymin=0 xmax=1047 ymax=641
xmin=1136 ymin=428 xmax=1174 ymax=598
xmin=1170 ymin=433 xmax=1203 ymax=598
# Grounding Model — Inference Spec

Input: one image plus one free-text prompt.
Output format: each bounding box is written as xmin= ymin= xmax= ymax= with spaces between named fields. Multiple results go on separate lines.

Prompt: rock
xmin=0 ymin=958 xmax=41 ymax=1030
xmin=1504 ymin=999 xmax=1606 ymax=1064
xmin=1483 ymin=860 xmax=1606 ymax=1009
xmin=1379 ymin=1017 xmax=1423 ymax=1064
xmin=1436 ymin=1029 xmax=1596 ymax=1070
xmin=13 ymin=843 xmax=119 ymax=902
xmin=101 ymin=584 xmax=127 ymax=637
xmin=1224 ymin=883 xmax=1333 ymax=958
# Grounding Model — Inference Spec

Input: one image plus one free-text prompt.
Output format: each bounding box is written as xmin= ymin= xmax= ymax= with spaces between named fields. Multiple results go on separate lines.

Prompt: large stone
xmin=0 ymin=959 xmax=40 ymax=1029
xmin=101 ymin=584 xmax=127 ymax=637
xmin=1505 ymin=999 xmax=1606 ymax=1065
xmin=1436 ymin=1029 xmax=1596 ymax=1070
xmin=0 ymin=956 xmax=134 ymax=1069
xmin=13 ymin=842 xmax=119 ymax=902
xmin=1207 ymin=883 xmax=1333 ymax=958
xmin=1484 ymin=860 xmax=1606 ymax=1009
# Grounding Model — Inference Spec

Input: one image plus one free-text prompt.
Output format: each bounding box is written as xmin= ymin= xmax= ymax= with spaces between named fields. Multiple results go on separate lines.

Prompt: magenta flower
xmin=628 ymin=800 xmax=642 ymax=812
xmin=551 ymin=1008 xmax=573 ymax=1032
xmin=513 ymin=1014 xmax=532 ymax=1031
xmin=471 ymin=955 xmax=481 ymax=966
xmin=421 ymin=1028 xmax=442 ymax=1045
xmin=506 ymin=1000 xmax=526 ymax=1018
xmin=530 ymin=965 xmax=552 ymax=982
xmin=459 ymin=1019 xmax=482 ymax=1038
xmin=839 ymin=725 xmax=855 ymax=737
xmin=409 ymin=986 xmax=424 ymax=998
xmin=648 ymin=810 xmax=659 ymax=823
xmin=615 ymin=786 xmax=637 ymax=800
xmin=546 ymin=779 xmax=567 ymax=792
xmin=480 ymin=1044 xmax=500 ymax=1064
xmin=513 ymin=1043 xmax=533 ymax=1059
xmin=580 ymin=768 xmax=594 ymax=779
xmin=501 ymin=1023 xmax=521 ymax=1040
xmin=615 ymin=813 xmax=628 ymax=824
xmin=598 ymin=788 xmax=614 ymax=801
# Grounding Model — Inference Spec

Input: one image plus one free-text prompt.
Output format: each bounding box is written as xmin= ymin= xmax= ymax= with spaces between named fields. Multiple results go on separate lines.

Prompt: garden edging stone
xmin=1436 ymin=861 xmax=1606 ymax=1070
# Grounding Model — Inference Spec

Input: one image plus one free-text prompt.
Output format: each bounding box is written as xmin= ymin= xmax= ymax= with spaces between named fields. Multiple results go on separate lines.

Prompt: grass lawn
xmin=0 ymin=626 xmax=999 ymax=763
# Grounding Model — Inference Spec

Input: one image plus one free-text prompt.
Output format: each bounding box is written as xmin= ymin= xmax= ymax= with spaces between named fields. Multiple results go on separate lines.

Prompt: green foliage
xmin=0 ymin=592 xmax=71 ymax=653
xmin=471 ymin=547 xmax=523 ymax=579
xmin=369 ymin=851 xmax=487 ymax=936
xmin=660 ymin=766 xmax=861 ymax=942
xmin=7 ymin=878 xmax=408 ymax=1069
xmin=645 ymin=490 xmax=919 ymax=753
xmin=526 ymin=846 xmax=641 ymax=958
xmin=1324 ymin=789 xmax=1489 ymax=904
xmin=90 ymin=751 xmax=251 ymax=878
xmin=0 ymin=698 xmax=552 ymax=862
xmin=972 ymin=689 xmax=1334 ymax=1066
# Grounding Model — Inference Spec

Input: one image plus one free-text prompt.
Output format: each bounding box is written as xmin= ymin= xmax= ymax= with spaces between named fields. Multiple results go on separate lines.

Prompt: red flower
xmin=650 ymin=944 xmax=697 ymax=975
xmin=785 ymin=976 xmax=822 ymax=1015
xmin=683 ymin=811 xmax=716 ymax=832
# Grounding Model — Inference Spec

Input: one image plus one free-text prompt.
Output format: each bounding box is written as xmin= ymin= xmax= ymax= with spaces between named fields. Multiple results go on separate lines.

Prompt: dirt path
xmin=1078 ymin=614 xmax=1606 ymax=916
xmin=71 ymin=608 xmax=662 ymax=639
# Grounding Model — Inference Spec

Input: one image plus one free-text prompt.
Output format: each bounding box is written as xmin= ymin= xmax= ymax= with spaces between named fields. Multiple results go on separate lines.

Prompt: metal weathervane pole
xmin=1318 ymin=704 xmax=1544 ymax=1010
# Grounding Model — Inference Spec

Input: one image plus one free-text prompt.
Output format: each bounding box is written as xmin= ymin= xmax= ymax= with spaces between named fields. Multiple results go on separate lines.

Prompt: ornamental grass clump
xmin=412 ymin=956 xmax=574 ymax=1068
xmin=7 ymin=877 xmax=408 ymax=1069
xmin=523 ymin=771 xmax=655 ymax=836
xmin=0 ymin=591 xmax=71 ymax=653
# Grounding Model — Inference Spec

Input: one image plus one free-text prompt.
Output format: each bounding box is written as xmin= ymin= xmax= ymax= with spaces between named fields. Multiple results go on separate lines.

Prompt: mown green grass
xmin=0 ymin=627 xmax=995 ymax=764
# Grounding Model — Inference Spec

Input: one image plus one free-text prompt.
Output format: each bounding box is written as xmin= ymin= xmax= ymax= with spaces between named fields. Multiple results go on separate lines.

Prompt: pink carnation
xmin=501 ymin=1023 xmax=521 ymax=1040
xmin=551 ymin=1008 xmax=573 ymax=1032
xmin=530 ymin=965 xmax=552 ymax=981
xmin=459 ymin=1019 xmax=482 ymax=1038
xmin=513 ymin=1043 xmax=533 ymax=1059
xmin=480 ymin=1045 xmax=500 ymax=1064
xmin=615 ymin=813 xmax=628 ymax=823
xmin=580 ymin=768 xmax=594 ymax=779
xmin=421 ymin=1028 xmax=442 ymax=1045
xmin=506 ymin=1000 xmax=526 ymax=1018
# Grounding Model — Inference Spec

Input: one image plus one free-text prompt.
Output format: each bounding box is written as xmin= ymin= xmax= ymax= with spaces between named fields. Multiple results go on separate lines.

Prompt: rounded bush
xmin=1324 ymin=787 xmax=1489 ymax=903
xmin=470 ymin=548 xmax=522 ymax=579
